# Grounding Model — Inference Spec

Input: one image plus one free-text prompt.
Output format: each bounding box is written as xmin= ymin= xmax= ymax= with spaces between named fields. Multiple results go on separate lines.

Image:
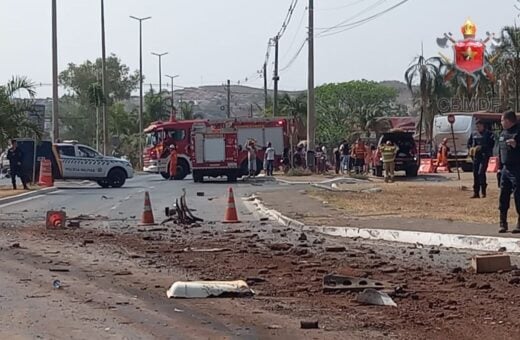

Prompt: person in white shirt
xmin=265 ymin=142 xmax=276 ymax=176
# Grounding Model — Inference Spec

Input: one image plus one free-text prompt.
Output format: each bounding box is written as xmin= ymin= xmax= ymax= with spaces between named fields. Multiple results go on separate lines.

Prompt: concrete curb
xmin=245 ymin=196 xmax=520 ymax=253
xmin=0 ymin=187 xmax=58 ymax=206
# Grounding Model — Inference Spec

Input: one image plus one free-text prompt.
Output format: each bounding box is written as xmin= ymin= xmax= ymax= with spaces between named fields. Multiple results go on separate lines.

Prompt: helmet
xmin=169 ymin=144 xmax=175 ymax=149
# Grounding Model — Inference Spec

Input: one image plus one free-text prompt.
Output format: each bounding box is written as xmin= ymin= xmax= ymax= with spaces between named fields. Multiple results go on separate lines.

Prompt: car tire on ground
xmin=227 ymin=172 xmax=238 ymax=183
xmin=97 ymin=179 xmax=110 ymax=188
xmin=107 ymin=168 xmax=127 ymax=188
xmin=160 ymin=172 xmax=170 ymax=180
xmin=405 ymin=165 xmax=419 ymax=177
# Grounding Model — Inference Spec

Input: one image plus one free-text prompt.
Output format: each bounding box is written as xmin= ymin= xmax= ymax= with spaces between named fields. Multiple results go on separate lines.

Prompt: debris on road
xmin=300 ymin=320 xmax=319 ymax=329
xmin=183 ymin=247 xmax=231 ymax=253
xmin=49 ymin=268 xmax=70 ymax=272
xmin=471 ymin=254 xmax=511 ymax=273
xmin=196 ymin=192 xmax=205 ymax=197
xmin=323 ymin=274 xmax=387 ymax=292
xmin=114 ymin=270 xmax=133 ymax=276
xmin=52 ymin=279 xmax=62 ymax=289
xmin=166 ymin=280 xmax=254 ymax=298
xmin=325 ymin=246 xmax=346 ymax=253
xmin=357 ymin=288 xmax=397 ymax=307
xmin=298 ymin=233 xmax=308 ymax=241
xmin=162 ymin=191 xmax=204 ymax=225
xmin=268 ymin=243 xmax=293 ymax=251
xmin=10 ymin=242 xmax=20 ymax=249
xmin=67 ymin=220 xmax=80 ymax=228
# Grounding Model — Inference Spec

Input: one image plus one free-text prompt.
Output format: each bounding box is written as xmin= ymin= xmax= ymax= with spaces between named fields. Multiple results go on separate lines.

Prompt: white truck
xmin=432 ymin=112 xmax=501 ymax=171
xmin=55 ymin=142 xmax=134 ymax=188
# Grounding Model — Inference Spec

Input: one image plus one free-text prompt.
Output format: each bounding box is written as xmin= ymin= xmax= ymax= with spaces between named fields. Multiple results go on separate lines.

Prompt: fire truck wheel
xmin=107 ymin=168 xmax=127 ymax=188
xmin=255 ymin=159 xmax=263 ymax=176
xmin=227 ymin=173 xmax=238 ymax=183
xmin=160 ymin=172 xmax=170 ymax=180
xmin=173 ymin=159 xmax=190 ymax=180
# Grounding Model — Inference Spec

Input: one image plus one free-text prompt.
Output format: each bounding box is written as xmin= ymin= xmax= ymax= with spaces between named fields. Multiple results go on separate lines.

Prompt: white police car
xmin=55 ymin=142 xmax=134 ymax=188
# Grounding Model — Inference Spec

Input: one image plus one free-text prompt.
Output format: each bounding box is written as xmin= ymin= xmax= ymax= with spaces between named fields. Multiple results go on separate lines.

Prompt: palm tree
xmin=0 ymin=76 xmax=40 ymax=148
xmin=278 ymin=93 xmax=307 ymax=121
xmin=405 ymin=55 xmax=446 ymax=142
xmin=87 ymin=82 xmax=105 ymax=150
xmin=180 ymin=101 xmax=194 ymax=120
xmin=494 ymin=25 xmax=520 ymax=111
xmin=145 ymin=88 xmax=170 ymax=123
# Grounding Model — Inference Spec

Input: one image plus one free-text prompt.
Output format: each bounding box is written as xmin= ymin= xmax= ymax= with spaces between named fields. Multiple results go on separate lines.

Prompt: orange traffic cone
xmin=223 ymin=187 xmax=241 ymax=223
xmin=38 ymin=159 xmax=54 ymax=187
xmin=46 ymin=210 xmax=66 ymax=229
xmin=140 ymin=191 xmax=156 ymax=226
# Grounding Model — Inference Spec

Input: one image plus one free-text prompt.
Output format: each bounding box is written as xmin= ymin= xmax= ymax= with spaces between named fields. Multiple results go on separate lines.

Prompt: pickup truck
xmin=55 ymin=142 xmax=134 ymax=188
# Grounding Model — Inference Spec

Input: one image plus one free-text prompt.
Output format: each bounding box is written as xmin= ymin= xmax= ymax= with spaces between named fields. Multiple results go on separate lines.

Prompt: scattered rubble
xmin=166 ymin=280 xmax=254 ymax=298
xmin=356 ymin=289 xmax=397 ymax=307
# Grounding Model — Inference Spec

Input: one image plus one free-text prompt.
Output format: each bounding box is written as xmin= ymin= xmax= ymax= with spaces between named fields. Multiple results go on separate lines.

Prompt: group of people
xmin=245 ymin=140 xmax=276 ymax=177
xmin=333 ymin=139 xmax=379 ymax=176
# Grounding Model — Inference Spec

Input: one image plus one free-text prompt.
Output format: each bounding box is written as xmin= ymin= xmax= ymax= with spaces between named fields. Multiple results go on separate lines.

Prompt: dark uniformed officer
xmin=468 ymin=120 xmax=495 ymax=198
xmin=6 ymin=139 xmax=29 ymax=190
xmin=498 ymin=111 xmax=520 ymax=233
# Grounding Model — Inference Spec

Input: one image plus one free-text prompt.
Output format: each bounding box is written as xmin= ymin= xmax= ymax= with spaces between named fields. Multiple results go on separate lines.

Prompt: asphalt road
xmin=0 ymin=174 xmax=280 ymax=229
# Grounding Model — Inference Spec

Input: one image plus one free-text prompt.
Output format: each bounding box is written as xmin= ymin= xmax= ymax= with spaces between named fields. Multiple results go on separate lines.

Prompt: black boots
xmin=499 ymin=212 xmax=508 ymax=233
xmin=482 ymin=185 xmax=487 ymax=198
xmin=470 ymin=193 xmax=480 ymax=199
xmin=513 ymin=218 xmax=520 ymax=234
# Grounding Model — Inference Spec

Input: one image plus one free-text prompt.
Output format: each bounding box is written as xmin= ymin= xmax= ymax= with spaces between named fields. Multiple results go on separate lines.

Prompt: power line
xmin=316 ymin=0 xmax=388 ymax=33
xmin=281 ymin=5 xmax=308 ymax=61
xmin=277 ymin=0 xmax=299 ymax=39
xmin=316 ymin=0 xmax=368 ymax=11
xmin=317 ymin=0 xmax=410 ymax=38
xmin=280 ymin=39 xmax=307 ymax=73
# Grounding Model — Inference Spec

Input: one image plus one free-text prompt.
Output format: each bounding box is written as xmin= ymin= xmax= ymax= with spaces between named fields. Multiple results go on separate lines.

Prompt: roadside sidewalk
xmin=252 ymin=188 xmax=520 ymax=253
xmin=0 ymin=186 xmax=58 ymax=206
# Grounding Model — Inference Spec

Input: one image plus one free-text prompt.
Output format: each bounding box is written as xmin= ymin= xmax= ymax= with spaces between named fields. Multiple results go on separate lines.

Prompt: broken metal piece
xmin=166 ymin=280 xmax=254 ymax=299
xmin=46 ymin=211 xmax=66 ymax=229
xmin=357 ymin=288 xmax=397 ymax=307
xmin=323 ymin=274 xmax=387 ymax=292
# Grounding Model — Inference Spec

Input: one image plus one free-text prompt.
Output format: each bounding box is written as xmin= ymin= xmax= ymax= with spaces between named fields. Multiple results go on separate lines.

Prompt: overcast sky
xmin=0 ymin=0 xmax=517 ymax=98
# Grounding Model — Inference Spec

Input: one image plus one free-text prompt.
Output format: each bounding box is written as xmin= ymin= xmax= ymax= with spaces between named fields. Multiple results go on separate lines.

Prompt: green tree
xmin=180 ymin=101 xmax=194 ymax=120
xmin=144 ymin=88 xmax=170 ymax=123
xmin=494 ymin=25 xmax=520 ymax=111
xmin=0 ymin=76 xmax=40 ymax=147
xmin=315 ymin=80 xmax=398 ymax=145
xmin=279 ymin=93 xmax=307 ymax=121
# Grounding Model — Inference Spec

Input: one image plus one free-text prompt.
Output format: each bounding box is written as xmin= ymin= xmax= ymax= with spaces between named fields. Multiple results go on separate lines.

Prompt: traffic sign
xmin=447 ymin=114 xmax=455 ymax=124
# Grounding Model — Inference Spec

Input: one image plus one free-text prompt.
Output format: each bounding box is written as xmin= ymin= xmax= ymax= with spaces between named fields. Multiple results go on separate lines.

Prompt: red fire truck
xmin=143 ymin=117 xmax=297 ymax=181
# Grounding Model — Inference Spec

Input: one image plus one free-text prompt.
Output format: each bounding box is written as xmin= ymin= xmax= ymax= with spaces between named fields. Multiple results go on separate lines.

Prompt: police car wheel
xmin=108 ymin=168 xmax=126 ymax=188
xmin=97 ymin=180 xmax=110 ymax=188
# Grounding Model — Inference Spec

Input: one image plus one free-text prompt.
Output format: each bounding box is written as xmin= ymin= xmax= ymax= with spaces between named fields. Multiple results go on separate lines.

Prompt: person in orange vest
xmin=436 ymin=138 xmax=450 ymax=172
xmin=351 ymin=139 xmax=367 ymax=174
xmin=168 ymin=144 xmax=178 ymax=180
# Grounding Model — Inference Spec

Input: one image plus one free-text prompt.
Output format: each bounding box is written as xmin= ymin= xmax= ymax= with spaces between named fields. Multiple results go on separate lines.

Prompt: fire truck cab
xmin=143 ymin=117 xmax=294 ymax=181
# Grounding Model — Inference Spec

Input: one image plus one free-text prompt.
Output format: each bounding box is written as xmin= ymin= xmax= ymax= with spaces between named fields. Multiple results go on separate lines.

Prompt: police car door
xmin=76 ymin=145 xmax=104 ymax=178
xmin=57 ymin=144 xmax=78 ymax=178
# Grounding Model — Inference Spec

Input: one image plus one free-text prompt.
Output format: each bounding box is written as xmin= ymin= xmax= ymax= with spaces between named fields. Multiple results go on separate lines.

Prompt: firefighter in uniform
xmin=498 ymin=111 xmax=520 ymax=233
xmin=351 ymin=139 xmax=367 ymax=174
xmin=467 ymin=120 xmax=495 ymax=198
xmin=6 ymin=139 xmax=29 ymax=190
xmin=168 ymin=144 xmax=178 ymax=180
xmin=380 ymin=140 xmax=399 ymax=183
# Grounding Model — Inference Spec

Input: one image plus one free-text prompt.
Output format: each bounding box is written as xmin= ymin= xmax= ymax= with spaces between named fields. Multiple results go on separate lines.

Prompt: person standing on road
xmin=436 ymin=138 xmax=450 ymax=172
xmin=247 ymin=140 xmax=257 ymax=177
xmin=498 ymin=111 xmax=520 ymax=233
xmin=339 ymin=140 xmax=349 ymax=174
xmin=351 ymin=139 xmax=367 ymax=174
xmin=333 ymin=147 xmax=341 ymax=174
xmin=265 ymin=142 xmax=276 ymax=177
xmin=6 ymin=139 xmax=28 ymax=190
xmin=168 ymin=144 xmax=178 ymax=180
xmin=468 ymin=120 xmax=495 ymax=198
xmin=380 ymin=140 xmax=399 ymax=183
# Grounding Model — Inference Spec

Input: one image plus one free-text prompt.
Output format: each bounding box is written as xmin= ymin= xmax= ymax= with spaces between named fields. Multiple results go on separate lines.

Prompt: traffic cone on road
xmin=38 ymin=159 xmax=54 ymax=187
xmin=223 ymin=187 xmax=241 ymax=223
xmin=46 ymin=210 xmax=66 ymax=229
xmin=140 ymin=191 xmax=156 ymax=226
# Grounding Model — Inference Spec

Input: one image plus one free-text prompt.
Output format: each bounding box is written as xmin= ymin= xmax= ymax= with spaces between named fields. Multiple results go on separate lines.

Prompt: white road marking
xmin=0 ymin=195 xmax=44 ymax=209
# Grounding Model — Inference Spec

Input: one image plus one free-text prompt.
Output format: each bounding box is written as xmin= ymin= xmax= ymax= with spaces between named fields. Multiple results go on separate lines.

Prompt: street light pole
xmin=100 ymin=0 xmax=108 ymax=155
xmin=307 ymin=0 xmax=316 ymax=171
xmin=130 ymin=15 xmax=151 ymax=171
xmin=152 ymin=52 xmax=168 ymax=93
xmin=165 ymin=74 xmax=179 ymax=120
xmin=51 ymin=0 xmax=59 ymax=141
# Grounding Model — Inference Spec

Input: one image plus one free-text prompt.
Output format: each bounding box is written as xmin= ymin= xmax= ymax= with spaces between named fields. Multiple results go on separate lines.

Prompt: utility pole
xmin=152 ymin=52 xmax=168 ymax=93
xmin=226 ymin=79 xmax=231 ymax=118
xmin=51 ymin=0 xmax=59 ymax=142
xmin=263 ymin=63 xmax=268 ymax=114
xmin=101 ymin=0 xmax=108 ymax=155
xmin=130 ymin=15 xmax=151 ymax=171
xmin=307 ymin=0 xmax=316 ymax=171
xmin=273 ymin=35 xmax=280 ymax=117
xmin=165 ymin=74 xmax=179 ymax=120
